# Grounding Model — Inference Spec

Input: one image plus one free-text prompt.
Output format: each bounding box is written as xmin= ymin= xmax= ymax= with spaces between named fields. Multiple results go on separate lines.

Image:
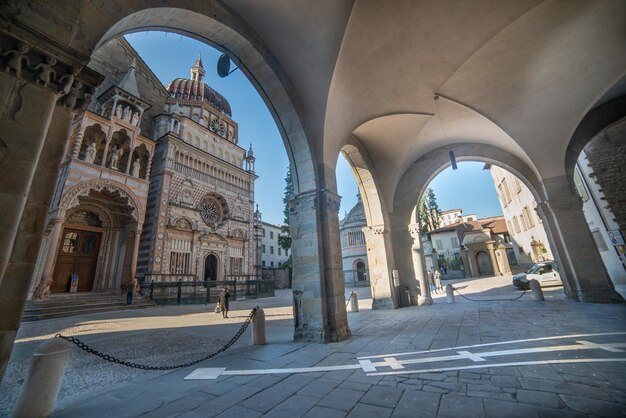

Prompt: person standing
xmin=434 ymin=269 xmax=442 ymax=292
xmin=126 ymin=278 xmax=138 ymax=305
xmin=428 ymin=268 xmax=437 ymax=294
xmin=218 ymin=287 xmax=230 ymax=319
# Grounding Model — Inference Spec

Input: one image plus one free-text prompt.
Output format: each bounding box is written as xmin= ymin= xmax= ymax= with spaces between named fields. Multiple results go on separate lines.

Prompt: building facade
xmin=339 ymin=196 xmax=368 ymax=284
xmin=574 ymin=150 xmax=625 ymax=295
xmin=29 ymin=38 xmax=257 ymax=298
xmin=489 ymin=165 xmax=553 ymax=268
xmin=259 ymin=221 xmax=290 ymax=268
xmin=457 ymin=217 xmax=512 ymax=277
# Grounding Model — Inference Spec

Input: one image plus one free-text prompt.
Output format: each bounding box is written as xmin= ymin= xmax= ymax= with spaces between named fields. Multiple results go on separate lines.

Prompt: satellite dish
xmin=217 ymin=54 xmax=231 ymax=78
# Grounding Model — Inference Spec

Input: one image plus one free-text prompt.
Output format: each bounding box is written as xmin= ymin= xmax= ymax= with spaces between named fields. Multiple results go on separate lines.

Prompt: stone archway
xmin=340 ymin=140 xmax=395 ymax=309
xmin=390 ymin=143 xmax=553 ymax=305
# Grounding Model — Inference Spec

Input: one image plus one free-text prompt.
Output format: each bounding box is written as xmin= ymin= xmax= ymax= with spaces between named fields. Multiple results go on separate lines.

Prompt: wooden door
xmin=51 ymin=229 xmax=101 ymax=293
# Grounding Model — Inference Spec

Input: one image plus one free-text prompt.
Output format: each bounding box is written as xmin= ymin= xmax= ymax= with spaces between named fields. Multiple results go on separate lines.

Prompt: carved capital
xmin=320 ymin=189 xmax=341 ymax=213
xmin=288 ymin=191 xmax=317 ymax=216
xmin=407 ymin=223 xmax=421 ymax=238
xmin=0 ymin=29 xmax=102 ymax=110
xmin=362 ymin=224 xmax=386 ymax=237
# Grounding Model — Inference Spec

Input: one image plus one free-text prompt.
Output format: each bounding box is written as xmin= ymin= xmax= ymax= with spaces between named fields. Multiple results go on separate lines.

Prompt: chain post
xmin=177 ymin=281 xmax=182 ymax=304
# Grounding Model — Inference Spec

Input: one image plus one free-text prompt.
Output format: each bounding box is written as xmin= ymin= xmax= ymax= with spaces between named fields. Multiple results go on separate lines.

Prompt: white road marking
xmin=577 ymin=340 xmax=624 ymax=353
xmin=458 ymin=351 xmax=486 ymax=362
xmin=365 ymin=358 xmax=626 ymax=377
xmin=184 ymin=340 xmax=626 ymax=380
xmin=383 ymin=357 xmax=405 ymax=370
xmin=357 ymin=331 xmax=626 ymax=360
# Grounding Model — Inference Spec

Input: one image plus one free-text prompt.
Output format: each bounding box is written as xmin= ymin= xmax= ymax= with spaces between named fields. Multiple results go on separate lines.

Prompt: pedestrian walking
xmin=218 ymin=286 xmax=230 ymax=319
xmin=126 ymin=277 xmax=138 ymax=305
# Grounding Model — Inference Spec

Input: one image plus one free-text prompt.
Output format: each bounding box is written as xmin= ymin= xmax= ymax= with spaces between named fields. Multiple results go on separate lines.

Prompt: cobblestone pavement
xmin=3 ymin=276 xmax=626 ymax=417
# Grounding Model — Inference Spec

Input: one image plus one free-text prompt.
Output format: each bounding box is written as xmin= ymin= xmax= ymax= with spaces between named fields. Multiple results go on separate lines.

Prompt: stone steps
xmin=22 ymin=293 xmax=154 ymax=322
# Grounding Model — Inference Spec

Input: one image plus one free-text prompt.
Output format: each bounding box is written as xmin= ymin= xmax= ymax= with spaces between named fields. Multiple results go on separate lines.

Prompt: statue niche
xmin=78 ymin=124 xmax=107 ymax=165
xmin=107 ymin=129 xmax=131 ymax=172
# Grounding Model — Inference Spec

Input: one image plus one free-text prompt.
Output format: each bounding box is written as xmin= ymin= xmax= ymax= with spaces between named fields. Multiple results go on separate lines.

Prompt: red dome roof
xmin=165 ymin=78 xmax=232 ymax=117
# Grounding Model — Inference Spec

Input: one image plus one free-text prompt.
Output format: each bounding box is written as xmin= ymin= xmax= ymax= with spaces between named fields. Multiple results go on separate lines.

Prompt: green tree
xmin=418 ymin=188 xmax=441 ymax=233
xmin=278 ymin=166 xmax=293 ymax=254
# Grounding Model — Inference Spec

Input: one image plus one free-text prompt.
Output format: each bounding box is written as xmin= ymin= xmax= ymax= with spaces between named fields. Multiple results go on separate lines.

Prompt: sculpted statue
xmin=131 ymin=111 xmax=140 ymax=126
xmin=84 ymin=142 xmax=97 ymax=164
xmin=62 ymin=80 xmax=82 ymax=108
xmin=115 ymin=104 xmax=123 ymax=119
xmin=109 ymin=145 xmax=122 ymax=169
xmin=3 ymin=42 xmax=30 ymax=78
xmin=131 ymin=157 xmax=141 ymax=177
xmin=33 ymin=56 xmax=57 ymax=86
xmin=122 ymin=106 xmax=130 ymax=121
xmin=57 ymin=67 xmax=77 ymax=96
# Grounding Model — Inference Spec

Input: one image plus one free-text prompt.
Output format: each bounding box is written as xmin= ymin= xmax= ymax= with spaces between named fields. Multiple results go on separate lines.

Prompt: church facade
xmin=28 ymin=38 xmax=257 ymax=298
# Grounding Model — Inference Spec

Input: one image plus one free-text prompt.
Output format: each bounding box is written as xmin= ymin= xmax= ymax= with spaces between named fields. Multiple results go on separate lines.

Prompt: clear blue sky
xmin=336 ymin=158 xmax=503 ymax=220
xmin=126 ymin=32 xmax=503 ymax=223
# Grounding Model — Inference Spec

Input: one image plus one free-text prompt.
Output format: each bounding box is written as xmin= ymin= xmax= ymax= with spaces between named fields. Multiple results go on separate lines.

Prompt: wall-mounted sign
xmin=70 ymin=274 xmax=79 ymax=293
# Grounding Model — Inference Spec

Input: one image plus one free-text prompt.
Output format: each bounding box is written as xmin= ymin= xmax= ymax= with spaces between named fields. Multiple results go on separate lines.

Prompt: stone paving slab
xmin=3 ymin=277 xmax=626 ymax=417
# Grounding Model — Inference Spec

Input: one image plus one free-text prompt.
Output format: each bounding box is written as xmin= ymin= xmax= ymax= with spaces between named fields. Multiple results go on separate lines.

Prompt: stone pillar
xmin=540 ymin=176 xmax=623 ymax=302
xmin=467 ymin=249 xmax=479 ymax=277
xmin=32 ymin=217 xmax=65 ymax=300
xmin=362 ymin=225 xmax=394 ymax=309
xmin=460 ymin=248 xmax=471 ymax=277
xmin=130 ymin=225 xmax=143 ymax=282
xmin=0 ymin=29 xmax=101 ymax=383
xmin=409 ymin=224 xmax=432 ymax=306
xmin=486 ymin=241 xmax=501 ymax=276
xmin=289 ymin=190 xmax=350 ymax=342
xmin=496 ymin=244 xmax=511 ymax=275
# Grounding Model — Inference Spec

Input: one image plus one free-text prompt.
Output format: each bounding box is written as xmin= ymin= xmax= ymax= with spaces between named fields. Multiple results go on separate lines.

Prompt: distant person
xmin=126 ymin=278 xmax=138 ymax=305
xmin=428 ymin=268 xmax=437 ymax=294
xmin=434 ymin=269 xmax=442 ymax=292
xmin=218 ymin=287 xmax=230 ymax=319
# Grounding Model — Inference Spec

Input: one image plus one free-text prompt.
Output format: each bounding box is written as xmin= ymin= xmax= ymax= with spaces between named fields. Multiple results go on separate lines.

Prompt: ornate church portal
xmin=52 ymin=228 xmax=101 ymax=292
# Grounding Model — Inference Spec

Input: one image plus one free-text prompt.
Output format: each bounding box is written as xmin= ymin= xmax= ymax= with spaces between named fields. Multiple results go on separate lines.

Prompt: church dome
xmin=165 ymin=55 xmax=232 ymax=117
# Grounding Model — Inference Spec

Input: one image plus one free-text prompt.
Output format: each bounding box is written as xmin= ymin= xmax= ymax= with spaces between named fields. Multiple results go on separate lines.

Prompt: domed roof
xmin=166 ymin=79 xmax=232 ymax=117
xmin=165 ymin=55 xmax=232 ymax=117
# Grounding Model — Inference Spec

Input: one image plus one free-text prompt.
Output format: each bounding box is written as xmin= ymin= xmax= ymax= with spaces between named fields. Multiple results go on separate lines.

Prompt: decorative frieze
xmin=0 ymin=30 xmax=102 ymax=110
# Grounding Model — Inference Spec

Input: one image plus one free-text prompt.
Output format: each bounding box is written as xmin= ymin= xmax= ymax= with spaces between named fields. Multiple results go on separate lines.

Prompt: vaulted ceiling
xmin=5 ymin=0 xmax=625 ymax=209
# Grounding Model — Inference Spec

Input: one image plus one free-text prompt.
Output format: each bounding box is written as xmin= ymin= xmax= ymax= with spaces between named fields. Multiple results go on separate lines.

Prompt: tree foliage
xmin=418 ymin=188 xmax=441 ymax=233
xmin=278 ymin=166 xmax=293 ymax=252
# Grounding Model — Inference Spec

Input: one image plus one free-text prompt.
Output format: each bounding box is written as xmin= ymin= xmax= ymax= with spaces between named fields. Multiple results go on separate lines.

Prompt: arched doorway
xmin=204 ymin=254 xmax=219 ymax=281
xmin=476 ymin=251 xmax=493 ymax=276
xmin=52 ymin=227 xmax=101 ymax=293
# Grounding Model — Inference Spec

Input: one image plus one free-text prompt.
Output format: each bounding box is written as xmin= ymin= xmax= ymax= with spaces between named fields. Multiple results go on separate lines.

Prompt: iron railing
xmin=139 ymin=278 xmax=275 ymax=305
xmin=343 ymin=269 xmax=370 ymax=287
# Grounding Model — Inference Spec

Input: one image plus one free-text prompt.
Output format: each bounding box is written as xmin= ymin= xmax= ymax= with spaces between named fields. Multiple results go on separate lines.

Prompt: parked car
xmin=512 ymin=261 xmax=563 ymax=290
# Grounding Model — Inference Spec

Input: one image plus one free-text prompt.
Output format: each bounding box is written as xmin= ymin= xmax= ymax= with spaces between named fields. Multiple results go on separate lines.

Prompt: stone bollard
xmin=529 ymin=279 xmax=545 ymax=301
xmin=446 ymin=284 xmax=455 ymax=303
xmin=251 ymin=306 xmax=266 ymax=345
xmin=13 ymin=338 xmax=70 ymax=418
xmin=350 ymin=291 xmax=359 ymax=312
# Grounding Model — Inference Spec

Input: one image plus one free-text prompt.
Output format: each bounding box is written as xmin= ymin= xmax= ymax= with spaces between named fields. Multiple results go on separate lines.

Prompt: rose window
xmin=198 ymin=195 xmax=228 ymax=228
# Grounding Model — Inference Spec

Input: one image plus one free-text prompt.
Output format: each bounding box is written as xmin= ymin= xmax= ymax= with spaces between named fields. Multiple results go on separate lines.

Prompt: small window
xmin=270 ymin=246 xmax=274 ymax=255
xmin=436 ymin=239 xmax=443 ymax=250
xmin=262 ymin=245 xmax=266 ymax=253
xmin=278 ymin=247 xmax=282 ymax=255
xmin=262 ymin=260 xmax=266 ymax=267
xmin=270 ymin=231 xmax=274 ymax=239
xmin=270 ymin=261 xmax=274 ymax=267
xmin=513 ymin=217 xmax=521 ymax=234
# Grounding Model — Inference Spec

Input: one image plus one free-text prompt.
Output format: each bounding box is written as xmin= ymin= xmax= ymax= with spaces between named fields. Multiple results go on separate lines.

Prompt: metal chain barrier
xmin=55 ymin=307 xmax=257 ymax=371
xmin=451 ymin=286 xmax=527 ymax=302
